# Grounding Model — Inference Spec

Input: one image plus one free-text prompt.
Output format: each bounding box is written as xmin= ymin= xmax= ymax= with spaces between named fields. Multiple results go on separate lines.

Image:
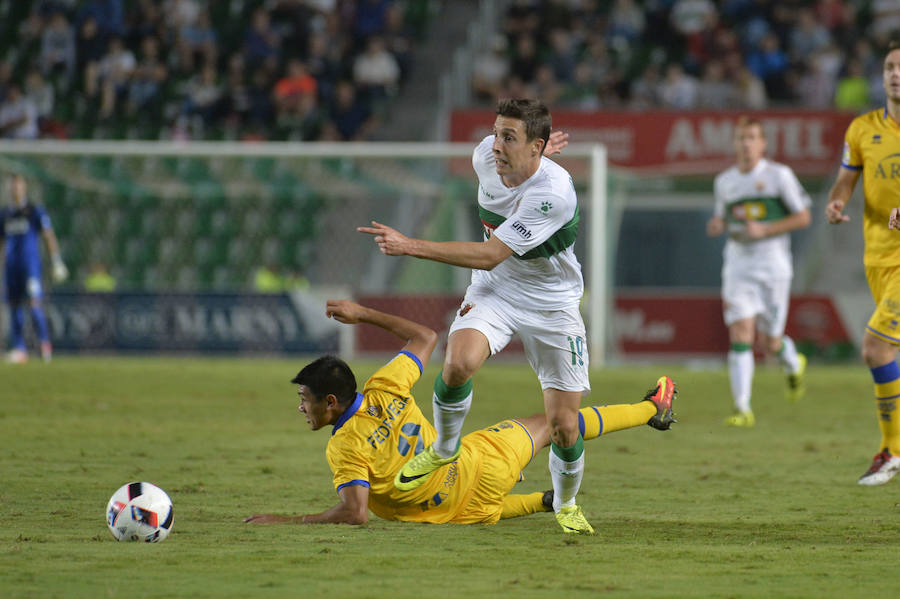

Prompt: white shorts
xmin=721 ymin=272 xmax=791 ymax=337
xmin=448 ymin=285 xmax=590 ymax=393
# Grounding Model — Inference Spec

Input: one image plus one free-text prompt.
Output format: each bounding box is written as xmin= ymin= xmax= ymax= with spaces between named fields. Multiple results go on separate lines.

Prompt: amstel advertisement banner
xmin=450 ymin=110 xmax=856 ymax=175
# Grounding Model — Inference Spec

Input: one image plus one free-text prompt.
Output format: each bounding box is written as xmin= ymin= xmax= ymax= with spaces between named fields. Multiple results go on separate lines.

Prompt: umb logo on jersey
xmin=874 ymin=153 xmax=900 ymax=179
xmin=511 ymin=220 xmax=532 ymax=239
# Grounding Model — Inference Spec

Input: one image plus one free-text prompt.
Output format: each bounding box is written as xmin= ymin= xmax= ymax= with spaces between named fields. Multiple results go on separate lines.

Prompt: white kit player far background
xmin=707 ymin=117 xmax=811 ymax=427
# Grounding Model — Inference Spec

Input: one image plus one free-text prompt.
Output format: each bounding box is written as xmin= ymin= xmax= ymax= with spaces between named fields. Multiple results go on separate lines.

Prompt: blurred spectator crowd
xmin=0 ymin=0 xmax=428 ymax=141
xmin=473 ymin=0 xmax=899 ymax=113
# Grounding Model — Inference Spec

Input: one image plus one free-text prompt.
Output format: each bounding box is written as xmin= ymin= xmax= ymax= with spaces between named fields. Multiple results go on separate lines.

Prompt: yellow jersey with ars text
xmin=324 ymin=351 xmax=482 ymax=524
xmin=841 ymin=108 xmax=900 ymax=267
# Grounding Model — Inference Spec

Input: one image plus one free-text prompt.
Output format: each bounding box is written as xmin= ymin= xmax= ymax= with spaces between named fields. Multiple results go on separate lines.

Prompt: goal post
xmin=0 ymin=140 xmax=610 ymax=364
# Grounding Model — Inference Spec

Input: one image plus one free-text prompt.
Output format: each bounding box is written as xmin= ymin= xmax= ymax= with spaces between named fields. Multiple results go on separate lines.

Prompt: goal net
xmin=0 ymin=141 xmax=610 ymax=362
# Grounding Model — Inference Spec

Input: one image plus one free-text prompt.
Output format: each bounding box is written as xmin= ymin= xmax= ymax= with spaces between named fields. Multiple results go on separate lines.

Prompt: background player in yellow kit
xmin=826 ymin=39 xmax=900 ymax=485
xmin=244 ymin=299 xmax=676 ymax=529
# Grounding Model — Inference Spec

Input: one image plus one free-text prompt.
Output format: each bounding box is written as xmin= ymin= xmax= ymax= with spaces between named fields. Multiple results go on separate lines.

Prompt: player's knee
xmin=441 ymin=359 xmax=476 ymax=386
xmin=766 ymin=336 xmax=782 ymax=354
xmin=861 ymin=334 xmax=898 ymax=368
xmin=548 ymin=415 xmax=579 ymax=446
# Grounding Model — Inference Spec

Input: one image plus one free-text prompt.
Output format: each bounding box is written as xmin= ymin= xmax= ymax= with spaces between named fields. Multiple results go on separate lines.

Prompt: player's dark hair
xmin=888 ymin=39 xmax=900 ymax=55
xmin=496 ymin=98 xmax=551 ymax=152
xmin=291 ymin=355 xmax=357 ymax=407
xmin=735 ymin=115 xmax=765 ymax=139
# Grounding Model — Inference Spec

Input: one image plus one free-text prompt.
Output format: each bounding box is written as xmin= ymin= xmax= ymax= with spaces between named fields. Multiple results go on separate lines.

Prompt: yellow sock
xmin=500 ymin=492 xmax=548 ymax=519
xmin=578 ymin=402 xmax=656 ymax=440
xmin=874 ymin=378 xmax=900 ymax=455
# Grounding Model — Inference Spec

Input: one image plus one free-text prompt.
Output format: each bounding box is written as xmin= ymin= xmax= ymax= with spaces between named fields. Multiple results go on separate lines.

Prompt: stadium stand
xmin=0 ymin=0 xmax=895 ymax=295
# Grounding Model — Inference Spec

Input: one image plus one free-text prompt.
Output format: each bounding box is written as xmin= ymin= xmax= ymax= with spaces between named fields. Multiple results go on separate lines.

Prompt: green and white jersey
xmin=713 ymin=158 xmax=810 ymax=278
xmin=471 ymin=136 xmax=584 ymax=310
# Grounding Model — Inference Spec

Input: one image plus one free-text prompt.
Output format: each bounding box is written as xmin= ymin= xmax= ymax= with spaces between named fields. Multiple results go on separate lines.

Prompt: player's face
xmin=491 ymin=115 xmax=543 ymax=185
xmin=733 ymin=124 xmax=766 ymax=170
xmin=297 ymin=385 xmax=329 ymax=431
xmin=8 ymin=175 xmax=26 ymax=206
xmin=883 ymin=49 xmax=900 ymax=103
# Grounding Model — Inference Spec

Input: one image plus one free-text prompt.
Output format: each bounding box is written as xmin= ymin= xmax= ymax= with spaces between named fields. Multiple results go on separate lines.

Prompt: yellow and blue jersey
xmin=324 ymin=351 xmax=483 ymax=524
xmin=841 ymin=108 xmax=900 ymax=267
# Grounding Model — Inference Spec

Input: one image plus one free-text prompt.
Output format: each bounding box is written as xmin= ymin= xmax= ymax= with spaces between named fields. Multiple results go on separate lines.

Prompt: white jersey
xmin=713 ymin=158 xmax=810 ymax=279
xmin=471 ymin=135 xmax=584 ymax=310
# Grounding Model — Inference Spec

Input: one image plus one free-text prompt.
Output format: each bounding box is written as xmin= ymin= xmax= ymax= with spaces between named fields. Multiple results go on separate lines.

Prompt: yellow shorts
xmin=865 ymin=264 xmax=900 ymax=345
xmin=451 ymin=419 xmax=538 ymax=524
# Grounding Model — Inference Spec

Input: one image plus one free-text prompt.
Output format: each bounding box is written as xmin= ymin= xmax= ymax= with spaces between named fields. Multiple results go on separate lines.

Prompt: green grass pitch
xmin=1 ymin=356 xmax=898 ymax=598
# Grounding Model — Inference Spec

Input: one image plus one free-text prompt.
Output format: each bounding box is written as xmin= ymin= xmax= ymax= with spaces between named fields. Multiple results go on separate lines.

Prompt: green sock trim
xmin=776 ymin=339 xmax=787 ymax=356
xmin=433 ymin=370 xmax=473 ymax=403
xmin=730 ymin=342 xmax=752 ymax=352
xmin=551 ymin=435 xmax=584 ymax=462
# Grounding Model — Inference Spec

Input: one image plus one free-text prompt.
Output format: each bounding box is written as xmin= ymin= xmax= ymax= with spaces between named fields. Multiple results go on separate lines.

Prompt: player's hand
xmin=743 ymin=220 xmax=767 ymax=240
xmin=357 ymin=221 xmax=410 ymax=256
xmin=825 ymin=200 xmax=850 ymax=224
xmin=51 ymin=258 xmax=68 ymax=283
xmin=244 ymin=514 xmax=290 ymax=524
xmin=543 ymin=130 xmax=569 ymax=156
xmin=706 ymin=216 xmax=724 ymax=237
xmin=326 ymin=299 xmax=365 ymax=324
xmin=890 ymin=208 xmax=900 ymax=231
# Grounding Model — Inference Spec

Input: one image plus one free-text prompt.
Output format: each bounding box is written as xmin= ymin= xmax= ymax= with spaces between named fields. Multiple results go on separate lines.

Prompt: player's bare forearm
xmin=404 ymin=237 xmax=511 ymax=270
xmin=299 ymin=503 xmax=368 ymax=525
xmin=358 ymin=221 xmax=512 ymax=270
xmin=754 ymin=209 xmax=811 ymax=238
xmin=327 ymin=299 xmax=437 ymax=367
xmin=825 ymin=168 xmax=859 ymax=224
xmin=245 ymin=498 xmax=368 ymax=525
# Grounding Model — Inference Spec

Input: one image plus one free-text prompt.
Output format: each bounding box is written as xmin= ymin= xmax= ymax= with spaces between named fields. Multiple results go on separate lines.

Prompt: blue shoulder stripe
xmin=398 ymin=350 xmax=423 ymax=374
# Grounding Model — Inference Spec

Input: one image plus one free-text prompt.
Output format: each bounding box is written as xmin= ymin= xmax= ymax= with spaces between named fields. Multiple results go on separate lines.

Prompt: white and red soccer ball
xmin=106 ymin=482 xmax=174 ymax=542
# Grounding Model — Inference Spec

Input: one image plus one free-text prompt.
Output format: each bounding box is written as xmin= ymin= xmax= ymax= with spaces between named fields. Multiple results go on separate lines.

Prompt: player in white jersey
xmin=706 ymin=116 xmax=811 ymax=427
xmin=359 ymin=99 xmax=644 ymax=534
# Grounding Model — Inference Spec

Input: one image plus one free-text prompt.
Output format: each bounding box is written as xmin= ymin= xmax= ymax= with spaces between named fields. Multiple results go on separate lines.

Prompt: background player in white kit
xmin=359 ymin=99 xmax=676 ymax=534
xmin=706 ymin=116 xmax=811 ymax=427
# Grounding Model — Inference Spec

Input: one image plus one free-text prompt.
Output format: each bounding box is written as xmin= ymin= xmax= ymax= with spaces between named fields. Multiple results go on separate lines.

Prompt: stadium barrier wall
xmin=42 ymin=290 xmax=349 ymax=355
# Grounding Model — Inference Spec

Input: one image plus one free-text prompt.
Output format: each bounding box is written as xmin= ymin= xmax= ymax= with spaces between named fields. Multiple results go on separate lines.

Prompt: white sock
xmin=728 ymin=348 xmax=754 ymax=413
xmin=549 ymin=450 xmax=584 ymax=512
xmin=777 ymin=336 xmax=800 ymax=374
xmin=432 ymin=392 xmax=471 ymax=458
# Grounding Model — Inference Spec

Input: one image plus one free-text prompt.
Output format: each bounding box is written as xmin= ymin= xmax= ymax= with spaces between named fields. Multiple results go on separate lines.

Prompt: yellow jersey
xmin=324 ymin=352 xmax=482 ymax=524
xmin=841 ymin=108 xmax=900 ymax=266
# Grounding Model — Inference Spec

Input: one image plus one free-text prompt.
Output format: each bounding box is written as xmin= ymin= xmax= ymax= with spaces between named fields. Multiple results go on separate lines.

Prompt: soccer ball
xmin=106 ymin=482 xmax=174 ymax=542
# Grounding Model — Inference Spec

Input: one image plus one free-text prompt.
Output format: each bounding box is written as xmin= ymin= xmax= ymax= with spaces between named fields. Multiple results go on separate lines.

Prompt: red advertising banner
xmin=356 ymin=293 xmax=853 ymax=359
xmin=613 ymin=293 xmax=853 ymax=356
xmin=450 ymin=110 xmax=857 ymax=176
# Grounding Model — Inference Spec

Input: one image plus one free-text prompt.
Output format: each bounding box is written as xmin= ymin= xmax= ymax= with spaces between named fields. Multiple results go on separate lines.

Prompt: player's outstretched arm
xmin=358 ymin=221 xmax=513 ymax=270
xmin=825 ymin=167 xmax=860 ymax=224
xmin=326 ymin=299 xmax=438 ymax=369
xmin=244 ymin=484 xmax=370 ymax=525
